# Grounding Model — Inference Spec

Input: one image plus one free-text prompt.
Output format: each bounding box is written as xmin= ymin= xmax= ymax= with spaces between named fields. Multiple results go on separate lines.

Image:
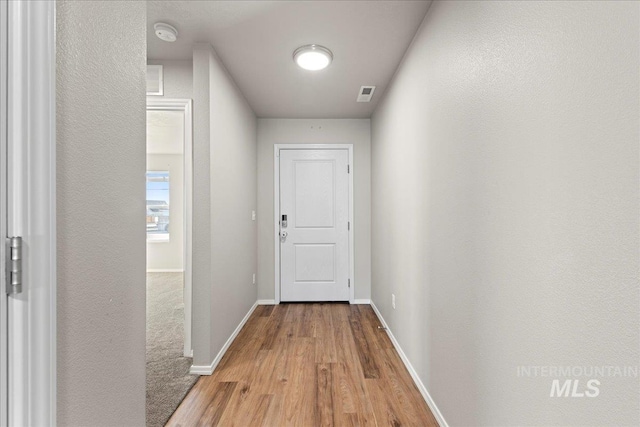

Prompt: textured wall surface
xmin=191 ymin=44 xmax=258 ymax=367
xmin=56 ymin=1 xmax=147 ymax=425
xmin=371 ymin=1 xmax=639 ymax=425
xmin=257 ymin=119 xmax=371 ymax=301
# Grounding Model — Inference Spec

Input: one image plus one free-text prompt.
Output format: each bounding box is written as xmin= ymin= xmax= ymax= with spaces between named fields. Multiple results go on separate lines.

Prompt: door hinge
xmin=6 ymin=237 xmax=23 ymax=295
xmin=347 ymin=164 xmax=350 ymax=173
xmin=348 ymin=279 xmax=351 ymax=288
xmin=348 ymin=221 xmax=350 ymax=231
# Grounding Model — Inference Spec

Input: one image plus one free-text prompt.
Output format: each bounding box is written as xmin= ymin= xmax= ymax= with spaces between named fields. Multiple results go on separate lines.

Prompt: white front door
xmin=279 ymin=149 xmax=350 ymax=302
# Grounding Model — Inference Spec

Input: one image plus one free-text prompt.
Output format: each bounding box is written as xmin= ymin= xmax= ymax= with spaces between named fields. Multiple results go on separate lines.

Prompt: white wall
xmin=192 ymin=44 xmax=258 ymax=367
xmin=191 ymin=45 xmax=213 ymax=365
xmin=257 ymin=119 xmax=371 ymax=301
xmin=147 ymin=59 xmax=192 ymax=99
xmin=146 ymin=154 xmax=184 ymax=271
xmin=56 ymin=0 xmax=146 ymax=425
xmin=371 ymin=1 xmax=639 ymax=425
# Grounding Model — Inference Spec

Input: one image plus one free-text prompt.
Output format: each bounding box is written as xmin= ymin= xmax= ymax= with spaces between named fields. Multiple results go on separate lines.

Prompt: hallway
xmin=168 ymin=304 xmax=438 ymax=426
xmin=42 ymin=0 xmax=640 ymax=425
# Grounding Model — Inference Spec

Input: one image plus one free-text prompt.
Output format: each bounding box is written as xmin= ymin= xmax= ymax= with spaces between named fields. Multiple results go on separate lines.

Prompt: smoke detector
xmin=357 ymin=86 xmax=376 ymax=102
xmin=154 ymin=23 xmax=178 ymax=42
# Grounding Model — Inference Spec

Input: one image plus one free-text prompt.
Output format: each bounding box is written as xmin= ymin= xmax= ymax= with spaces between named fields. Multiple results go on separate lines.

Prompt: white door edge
xmin=0 ymin=0 xmax=8 ymax=423
xmin=146 ymin=98 xmax=194 ymax=358
xmin=273 ymin=144 xmax=355 ymax=304
xmin=5 ymin=1 xmax=56 ymax=425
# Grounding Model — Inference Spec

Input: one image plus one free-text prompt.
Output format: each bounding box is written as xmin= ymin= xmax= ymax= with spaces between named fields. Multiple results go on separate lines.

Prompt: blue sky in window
xmin=146 ymin=171 xmax=170 ymax=204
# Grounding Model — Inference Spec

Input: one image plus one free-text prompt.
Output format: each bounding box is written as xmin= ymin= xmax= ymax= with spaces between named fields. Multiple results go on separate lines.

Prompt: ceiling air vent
xmin=357 ymin=86 xmax=376 ymax=102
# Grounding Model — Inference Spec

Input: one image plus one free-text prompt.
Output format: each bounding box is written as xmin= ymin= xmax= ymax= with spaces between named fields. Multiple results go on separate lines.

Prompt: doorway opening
xmin=274 ymin=144 xmax=355 ymax=304
xmin=145 ymin=98 xmax=195 ymax=426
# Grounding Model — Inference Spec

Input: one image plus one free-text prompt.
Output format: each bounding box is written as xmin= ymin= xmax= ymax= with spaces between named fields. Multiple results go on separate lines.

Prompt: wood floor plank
xmin=358 ymin=305 xmax=394 ymax=350
xmin=316 ymin=363 xmax=334 ymax=427
xmin=282 ymin=337 xmax=316 ymax=426
xmin=212 ymin=348 xmax=263 ymax=383
xmin=365 ymin=378 xmax=405 ymax=427
xmin=195 ymin=381 xmax=237 ymax=427
xmin=298 ymin=303 xmax=316 ymax=337
xmin=261 ymin=393 xmax=283 ymax=427
xmin=228 ymin=315 xmax=269 ymax=354
xmin=335 ymin=414 xmax=361 ymax=427
xmin=315 ymin=304 xmax=338 ymax=363
xmin=382 ymin=349 xmax=440 ymax=426
xmin=332 ymin=360 xmax=377 ymax=426
xmin=170 ymin=303 xmax=437 ymax=427
xmin=283 ymin=303 xmax=300 ymax=323
xmin=247 ymin=394 xmax=274 ymax=426
xmin=257 ymin=305 xmax=275 ymax=317
xmin=349 ymin=310 xmax=381 ymax=379
xmin=332 ymin=306 xmax=378 ymax=424
xmin=215 ymin=350 xmax=270 ymax=426
xmin=166 ymin=378 xmax=218 ymax=426
xmin=214 ymin=381 xmax=250 ymax=426
xmin=331 ymin=361 xmax=356 ymax=414
xmin=260 ymin=303 xmax=287 ymax=351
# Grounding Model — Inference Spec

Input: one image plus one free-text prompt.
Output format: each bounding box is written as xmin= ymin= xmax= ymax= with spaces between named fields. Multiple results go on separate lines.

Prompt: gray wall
xmin=371 ymin=1 xmax=639 ymax=425
xmin=147 ymin=59 xmax=192 ymax=99
xmin=257 ymin=119 xmax=371 ymax=301
xmin=192 ymin=44 xmax=258 ymax=367
xmin=56 ymin=1 xmax=147 ymax=425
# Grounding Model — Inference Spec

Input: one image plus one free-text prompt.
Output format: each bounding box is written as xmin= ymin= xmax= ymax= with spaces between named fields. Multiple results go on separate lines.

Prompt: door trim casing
xmin=146 ymin=98 xmax=194 ymax=358
xmin=273 ymin=144 xmax=354 ymax=304
xmin=5 ymin=0 xmax=57 ymax=425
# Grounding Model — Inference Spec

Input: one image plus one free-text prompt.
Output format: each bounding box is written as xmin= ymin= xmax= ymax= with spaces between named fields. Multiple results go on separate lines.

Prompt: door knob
xmin=280 ymin=231 xmax=288 ymax=240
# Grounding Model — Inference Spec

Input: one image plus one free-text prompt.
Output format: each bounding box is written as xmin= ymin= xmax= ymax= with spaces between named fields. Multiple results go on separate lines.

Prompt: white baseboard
xmin=352 ymin=299 xmax=371 ymax=304
xmin=146 ymin=269 xmax=184 ymax=273
xmin=257 ymin=299 xmax=277 ymax=305
xmin=189 ymin=301 xmax=259 ymax=375
xmin=370 ymin=301 xmax=449 ymax=427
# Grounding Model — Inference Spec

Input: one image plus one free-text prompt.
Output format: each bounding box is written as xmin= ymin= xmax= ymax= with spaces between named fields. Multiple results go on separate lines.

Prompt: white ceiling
xmin=147 ymin=1 xmax=432 ymax=118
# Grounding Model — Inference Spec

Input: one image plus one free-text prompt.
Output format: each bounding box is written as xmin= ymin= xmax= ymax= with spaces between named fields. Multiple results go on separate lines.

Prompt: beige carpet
xmin=146 ymin=273 xmax=198 ymax=427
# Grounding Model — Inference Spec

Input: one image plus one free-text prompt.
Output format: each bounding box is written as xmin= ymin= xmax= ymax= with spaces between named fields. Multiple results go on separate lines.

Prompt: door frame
xmin=146 ymin=98 xmax=194 ymax=357
xmin=3 ymin=0 xmax=56 ymax=425
xmin=273 ymin=144 xmax=354 ymax=304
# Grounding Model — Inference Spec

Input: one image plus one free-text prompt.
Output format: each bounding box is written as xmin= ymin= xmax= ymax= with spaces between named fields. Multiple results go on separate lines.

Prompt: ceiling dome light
xmin=293 ymin=45 xmax=333 ymax=71
xmin=154 ymin=22 xmax=178 ymax=42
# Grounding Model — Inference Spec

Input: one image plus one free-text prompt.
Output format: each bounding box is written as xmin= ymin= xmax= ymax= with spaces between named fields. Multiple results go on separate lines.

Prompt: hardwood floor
xmin=167 ymin=303 xmax=438 ymax=427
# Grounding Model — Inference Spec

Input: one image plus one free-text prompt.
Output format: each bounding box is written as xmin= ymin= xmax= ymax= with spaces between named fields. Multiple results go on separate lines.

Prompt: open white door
xmin=2 ymin=1 xmax=56 ymax=425
xmin=279 ymin=149 xmax=351 ymax=302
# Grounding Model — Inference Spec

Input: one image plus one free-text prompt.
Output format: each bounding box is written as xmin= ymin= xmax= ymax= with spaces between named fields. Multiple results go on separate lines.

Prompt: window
xmin=146 ymin=171 xmax=170 ymax=241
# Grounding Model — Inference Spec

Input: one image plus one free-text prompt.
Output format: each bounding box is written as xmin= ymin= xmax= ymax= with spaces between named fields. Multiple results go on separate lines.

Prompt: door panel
xmin=280 ymin=149 xmax=349 ymax=302
xmin=294 ymin=244 xmax=336 ymax=282
xmin=294 ymin=160 xmax=335 ymax=228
